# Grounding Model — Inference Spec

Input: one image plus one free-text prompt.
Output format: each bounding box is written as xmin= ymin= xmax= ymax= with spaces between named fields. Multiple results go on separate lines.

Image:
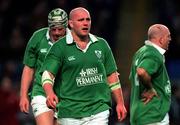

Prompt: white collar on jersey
xmin=45 ymin=28 xmax=53 ymax=46
xmin=66 ymin=31 xmax=98 ymax=44
xmin=145 ymin=40 xmax=166 ymax=55
xmin=46 ymin=28 xmax=50 ymax=41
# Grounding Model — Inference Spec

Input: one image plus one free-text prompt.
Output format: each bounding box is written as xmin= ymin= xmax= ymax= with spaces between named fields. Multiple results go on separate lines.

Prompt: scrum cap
xmin=48 ymin=8 xmax=68 ymax=28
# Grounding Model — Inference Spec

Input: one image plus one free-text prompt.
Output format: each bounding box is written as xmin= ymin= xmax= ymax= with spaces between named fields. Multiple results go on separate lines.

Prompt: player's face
xmin=69 ymin=10 xmax=91 ymax=38
xmin=49 ymin=26 xmax=66 ymax=42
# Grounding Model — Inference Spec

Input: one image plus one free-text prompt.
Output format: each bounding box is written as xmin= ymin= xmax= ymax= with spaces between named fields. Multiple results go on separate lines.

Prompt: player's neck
xmin=73 ymin=36 xmax=89 ymax=50
xmin=72 ymin=33 xmax=89 ymax=43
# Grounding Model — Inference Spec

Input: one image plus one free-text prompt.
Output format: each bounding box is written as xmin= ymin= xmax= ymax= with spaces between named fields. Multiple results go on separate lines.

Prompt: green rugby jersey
xmin=42 ymin=33 xmax=117 ymax=118
xmin=23 ymin=27 xmax=54 ymax=98
xmin=129 ymin=42 xmax=171 ymax=125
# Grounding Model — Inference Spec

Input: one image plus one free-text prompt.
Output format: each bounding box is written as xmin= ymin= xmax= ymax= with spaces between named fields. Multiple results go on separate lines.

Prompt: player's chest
xmin=63 ymin=47 xmax=105 ymax=67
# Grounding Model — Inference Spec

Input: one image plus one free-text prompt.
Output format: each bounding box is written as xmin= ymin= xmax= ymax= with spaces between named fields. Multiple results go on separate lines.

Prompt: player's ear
xmin=68 ymin=20 xmax=73 ymax=29
xmin=159 ymin=37 xmax=164 ymax=46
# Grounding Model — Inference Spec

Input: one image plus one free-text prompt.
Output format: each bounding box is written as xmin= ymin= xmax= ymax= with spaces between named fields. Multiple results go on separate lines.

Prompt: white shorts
xmin=31 ymin=95 xmax=57 ymax=118
xmin=146 ymin=113 xmax=169 ymax=125
xmin=58 ymin=110 xmax=109 ymax=125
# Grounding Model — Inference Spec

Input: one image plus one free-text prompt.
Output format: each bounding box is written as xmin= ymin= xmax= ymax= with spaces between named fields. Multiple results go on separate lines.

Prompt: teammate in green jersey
xmin=41 ymin=7 xmax=127 ymax=125
xmin=19 ymin=8 xmax=68 ymax=125
xmin=129 ymin=24 xmax=172 ymax=125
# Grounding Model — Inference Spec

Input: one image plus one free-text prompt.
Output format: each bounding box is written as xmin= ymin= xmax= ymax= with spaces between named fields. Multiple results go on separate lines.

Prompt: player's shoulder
xmin=52 ymin=36 xmax=66 ymax=49
xmin=145 ymin=45 xmax=161 ymax=56
xmin=33 ymin=27 xmax=48 ymax=35
xmin=56 ymin=35 xmax=66 ymax=45
xmin=28 ymin=27 xmax=48 ymax=45
xmin=94 ymin=35 xmax=106 ymax=42
xmin=94 ymin=35 xmax=111 ymax=49
xmin=139 ymin=45 xmax=162 ymax=60
xmin=89 ymin=34 xmax=107 ymax=45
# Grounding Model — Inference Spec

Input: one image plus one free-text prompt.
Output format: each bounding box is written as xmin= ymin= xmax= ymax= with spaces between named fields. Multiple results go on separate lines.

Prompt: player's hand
xmin=46 ymin=92 xmax=58 ymax=109
xmin=116 ymin=103 xmax=127 ymax=121
xmin=141 ymin=88 xmax=158 ymax=104
xmin=19 ymin=96 xmax=29 ymax=114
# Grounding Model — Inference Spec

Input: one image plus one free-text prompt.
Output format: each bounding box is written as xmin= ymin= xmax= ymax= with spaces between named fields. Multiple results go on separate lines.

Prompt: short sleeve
xmin=138 ymin=56 xmax=160 ymax=75
xmin=103 ymin=40 xmax=117 ymax=75
xmin=23 ymin=33 xmax=39 ymax=67
xmin=41 ymin=42 xmax=63 ymax=76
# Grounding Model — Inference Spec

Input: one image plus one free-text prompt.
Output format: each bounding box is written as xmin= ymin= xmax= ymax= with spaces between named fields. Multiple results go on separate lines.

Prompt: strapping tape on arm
xmin=109 ymin=82 xmax=121 ymax=91
xmin=42 ymin=70 xmax=55 ymax=86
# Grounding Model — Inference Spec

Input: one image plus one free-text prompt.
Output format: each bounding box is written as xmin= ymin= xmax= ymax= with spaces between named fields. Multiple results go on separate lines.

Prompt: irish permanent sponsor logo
xmin=76 ymin=67 xmax=103 ymax=86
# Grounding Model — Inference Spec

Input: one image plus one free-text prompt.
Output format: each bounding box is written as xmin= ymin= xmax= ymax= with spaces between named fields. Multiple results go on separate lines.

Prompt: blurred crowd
xmin=0 ymin=0 xmax=179 ymax=125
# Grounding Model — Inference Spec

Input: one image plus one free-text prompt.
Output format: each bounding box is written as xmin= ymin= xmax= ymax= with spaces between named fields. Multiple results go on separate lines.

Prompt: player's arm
xmin=42 ymin=70 xmax=58 ymax=109
xmin=107 ymin=71 xmax=127 ymax=121
xmin=137 ymin=68 xmax=158 ymax=104
xmin=137 ymin=68 xmax=152 ymax=89
xmin=19 ymin=65 xmax=34 ymax=113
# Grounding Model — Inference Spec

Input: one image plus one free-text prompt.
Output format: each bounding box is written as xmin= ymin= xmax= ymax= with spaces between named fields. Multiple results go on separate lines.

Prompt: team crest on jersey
xmin=95 ymin=50 xmax=102 ymax=59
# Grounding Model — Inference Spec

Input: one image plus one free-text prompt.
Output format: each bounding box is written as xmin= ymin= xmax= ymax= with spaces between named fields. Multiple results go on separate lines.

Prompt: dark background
xmin=0 ymin=0 xmax=179 ymax=125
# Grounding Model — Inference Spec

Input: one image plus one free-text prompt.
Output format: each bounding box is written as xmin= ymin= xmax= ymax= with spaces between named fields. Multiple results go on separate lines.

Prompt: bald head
xmin=148 ymin=24 xmax=169 ymax=40
xmin=68 ymin=7 xmax=91 ymax=40
xmin=147 ymin=24 xmax=171 ymax=50
xmin=69 ymin=7 xmax=90 ymax=20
